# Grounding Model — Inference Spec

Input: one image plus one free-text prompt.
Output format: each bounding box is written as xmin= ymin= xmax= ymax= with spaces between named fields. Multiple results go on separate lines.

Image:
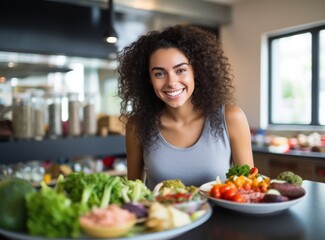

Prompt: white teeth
xmin=166 ymin=89 xmax=183 ymax=96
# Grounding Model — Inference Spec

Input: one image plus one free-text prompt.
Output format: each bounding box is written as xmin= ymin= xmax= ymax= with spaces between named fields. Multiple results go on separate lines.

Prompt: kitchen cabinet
xmin=0 ymin=135 xmax=126 ymax=165
xmin=253 ymin=146 xmax=325 ymax=183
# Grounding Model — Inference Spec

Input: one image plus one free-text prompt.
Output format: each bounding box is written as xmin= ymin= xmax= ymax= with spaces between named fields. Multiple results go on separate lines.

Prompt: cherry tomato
xmin=250 ymin=167 xmax=258 ymax=176
xmin=219 ymin=185 xmax=232 ymax=195
xmin=232 ymin=193 xmax=247 ymax=203
xmin=223 ymin=188 xmax=237 ymax=200
xmin=210 ymin=185 xmax=221 ymax=198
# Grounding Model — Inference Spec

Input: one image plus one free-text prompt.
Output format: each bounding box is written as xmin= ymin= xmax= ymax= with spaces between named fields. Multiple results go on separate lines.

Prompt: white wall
xmin=220 ymin=0 xmax=325 ymax=128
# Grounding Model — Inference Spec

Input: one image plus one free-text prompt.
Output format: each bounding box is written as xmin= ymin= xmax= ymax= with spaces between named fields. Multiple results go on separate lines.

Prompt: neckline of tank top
xmin=157 ymin=117 xmax=209 ymax=151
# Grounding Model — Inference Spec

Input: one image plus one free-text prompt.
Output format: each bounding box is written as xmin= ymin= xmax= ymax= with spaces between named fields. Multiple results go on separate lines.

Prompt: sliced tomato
xmin=223 ymin=188 xmax=237 ymax=200
xmin=210 ymin=185 xmax=221 ymax=198
xmin=232 ymin=193 xmax=247 ymax=203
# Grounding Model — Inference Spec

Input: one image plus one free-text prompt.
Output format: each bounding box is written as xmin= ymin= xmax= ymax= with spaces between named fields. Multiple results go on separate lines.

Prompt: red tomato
xmin=219 ymin=185 xmax=233 ymax=195
xmin=223 ymin=188 xmax=237 ymax=200
xmin=210 ymin=186 xmax=221 ymax=198
xmin=250 ymin=167 xmax=258 ymax=176
xmin=232 ymin=193 xmax=247 ymax=203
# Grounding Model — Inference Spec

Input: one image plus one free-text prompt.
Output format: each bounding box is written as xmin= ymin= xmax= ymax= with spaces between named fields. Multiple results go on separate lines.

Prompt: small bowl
xmin=173 ymin=197 xmax=207 ymax=214
xmin=80 ymin=217 xmax=136 ymax=238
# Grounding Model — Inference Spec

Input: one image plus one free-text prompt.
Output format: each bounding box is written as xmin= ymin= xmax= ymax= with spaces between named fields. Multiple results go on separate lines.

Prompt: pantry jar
xmin=67 ymin=92 xmax=81 ymax=137
xmin=31 ymin=90 xmax=46 ymax=140
xmin=46 ymin=92 xmax=62 ymax=139
xmin=12 ymin=92 xmax=33 ymax=140
xmin=83 ymin=92 xmax=97 ymax=136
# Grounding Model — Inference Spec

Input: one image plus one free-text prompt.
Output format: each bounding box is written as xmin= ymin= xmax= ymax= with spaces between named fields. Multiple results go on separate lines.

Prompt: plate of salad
xmin=0 ymin=173 xmax=212 ymax=240
xmin=199 ymin=165 xmax=307 ymax=215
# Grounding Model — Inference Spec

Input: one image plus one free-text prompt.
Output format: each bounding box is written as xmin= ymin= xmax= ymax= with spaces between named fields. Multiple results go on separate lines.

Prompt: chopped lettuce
xmin=26 ymin=182 xmax=88 ymax=238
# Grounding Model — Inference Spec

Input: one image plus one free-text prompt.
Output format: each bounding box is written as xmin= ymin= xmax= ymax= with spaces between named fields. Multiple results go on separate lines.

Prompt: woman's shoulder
xmin=225 ymin=104 xmax=246 ymax=126
xmin=225 ymin=104 xmax=246 ymax=120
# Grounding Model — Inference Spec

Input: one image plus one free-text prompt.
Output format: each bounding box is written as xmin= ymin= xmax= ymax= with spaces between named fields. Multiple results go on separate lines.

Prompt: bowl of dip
xmin=79 ymin=204 xmax=137 ymax=238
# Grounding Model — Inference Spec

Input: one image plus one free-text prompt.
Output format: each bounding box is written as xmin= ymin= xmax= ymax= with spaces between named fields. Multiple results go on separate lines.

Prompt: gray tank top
xmin=143 ymin=106 xmax=231 ymax=190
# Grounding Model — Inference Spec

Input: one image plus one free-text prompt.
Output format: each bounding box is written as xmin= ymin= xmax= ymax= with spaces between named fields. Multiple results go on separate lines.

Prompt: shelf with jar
xmin=0 ymin=86 xmax=127 ymax=163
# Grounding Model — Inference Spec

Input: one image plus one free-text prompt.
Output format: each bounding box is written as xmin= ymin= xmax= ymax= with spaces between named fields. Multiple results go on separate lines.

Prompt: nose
xmin=166 ymin=72 xmax=178 ymax=88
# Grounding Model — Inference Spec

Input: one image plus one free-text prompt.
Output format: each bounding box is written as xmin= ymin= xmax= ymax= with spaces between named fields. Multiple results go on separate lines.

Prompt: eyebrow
xmin=151 ymin=62 xmax=190 ymax=72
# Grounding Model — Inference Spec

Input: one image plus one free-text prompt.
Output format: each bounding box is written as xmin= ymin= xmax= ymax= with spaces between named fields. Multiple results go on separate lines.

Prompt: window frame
xmin=267 ymin=24 xmax=325 ymax=127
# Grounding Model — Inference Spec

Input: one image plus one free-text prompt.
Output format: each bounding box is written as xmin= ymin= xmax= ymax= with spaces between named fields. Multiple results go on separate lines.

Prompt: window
xmin=268 ymin=25 xmax=325 ymax=126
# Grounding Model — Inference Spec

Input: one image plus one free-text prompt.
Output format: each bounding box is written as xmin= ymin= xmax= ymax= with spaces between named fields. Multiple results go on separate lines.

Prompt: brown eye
xmin=153 ymin=71 xmax=165 ymax=78
xmin=176 ymin=68 xmax=186 ymax=74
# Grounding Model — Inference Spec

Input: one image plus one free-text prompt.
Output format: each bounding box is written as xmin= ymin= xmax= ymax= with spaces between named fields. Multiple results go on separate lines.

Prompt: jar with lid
xmin=12 ymin=92 xmax=33 ymax=140
xmin=46 ymin=92 xmax=62 ymax=139
xmin=83 ymin=92 xmax=97 ymax=136
xmin=31 ymin=90 xmax=46 ymax=140
xmin=67 ymin=92 xmax=81 ymax=137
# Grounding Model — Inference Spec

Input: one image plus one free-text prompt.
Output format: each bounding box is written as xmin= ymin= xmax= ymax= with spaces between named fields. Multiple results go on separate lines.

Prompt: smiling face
xmin=149 ymin=48 xmax=195 ymax=109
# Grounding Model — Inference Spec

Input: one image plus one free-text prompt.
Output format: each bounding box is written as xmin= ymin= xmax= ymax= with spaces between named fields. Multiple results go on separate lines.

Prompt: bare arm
xmin=225 ymin=105 xmax=254 ymax=167
xmin=125 ymin=122 xmax=144 ymax=180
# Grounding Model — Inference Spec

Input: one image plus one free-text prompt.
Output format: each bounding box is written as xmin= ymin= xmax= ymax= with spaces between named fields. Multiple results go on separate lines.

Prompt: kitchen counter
xmin=174 ymin=180 xmax=324 ymax=240
xmin=252 ymin=145 xmax=325 ymax=159
xmin=252 ymin=146 xmax=325 ymax=183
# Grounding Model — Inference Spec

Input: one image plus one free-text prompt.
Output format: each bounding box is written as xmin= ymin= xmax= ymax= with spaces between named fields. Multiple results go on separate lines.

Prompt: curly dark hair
xmin=117 ymin=24 xmax=235 ymax=149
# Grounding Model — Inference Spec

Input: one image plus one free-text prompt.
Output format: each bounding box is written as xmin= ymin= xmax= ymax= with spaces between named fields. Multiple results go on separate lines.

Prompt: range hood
xmin=48 ymin=0 xmax=232 ymax=27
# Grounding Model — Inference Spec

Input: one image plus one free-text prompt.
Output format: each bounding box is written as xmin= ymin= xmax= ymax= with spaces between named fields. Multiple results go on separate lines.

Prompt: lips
xmin=165 ymin=89 xmax=184 ymax=97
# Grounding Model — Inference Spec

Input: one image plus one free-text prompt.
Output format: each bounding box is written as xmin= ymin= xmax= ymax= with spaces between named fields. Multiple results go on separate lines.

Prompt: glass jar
xmin=31 ymin=90 xmax=46 ymax=140
xmin=46 ymin=92 xmax=62 ymax=139
xmin=12 ymin=92 xmax=33 ymax=140
xmin=67 ymin=92 xmax=81 ymax=137
xmin=83 ymin=92 xmax=97 ymax=136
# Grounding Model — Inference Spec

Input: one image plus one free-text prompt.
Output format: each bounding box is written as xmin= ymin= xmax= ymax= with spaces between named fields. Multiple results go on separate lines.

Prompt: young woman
xmin=117 ymin=25 xmax=254 ymax=189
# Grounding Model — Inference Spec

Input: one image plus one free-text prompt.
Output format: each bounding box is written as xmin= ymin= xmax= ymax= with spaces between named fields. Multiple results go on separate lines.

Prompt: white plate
xmin=0 ymin=203 xmax=212 ymax=240
xmin=199 ymin=181 xmax=307 ymax=215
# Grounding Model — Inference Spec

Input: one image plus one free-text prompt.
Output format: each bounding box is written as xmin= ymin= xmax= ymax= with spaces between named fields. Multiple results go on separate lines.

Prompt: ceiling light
xmin=104 ymin=0 xmax=118 ymax=44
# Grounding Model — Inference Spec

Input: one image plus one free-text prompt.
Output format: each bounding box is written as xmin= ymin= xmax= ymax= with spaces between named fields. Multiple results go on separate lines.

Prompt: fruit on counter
xmin=276 ymin=171 xmax=303 ymax=186
xmin=0 ymin=178 xmax=36 ymax=232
